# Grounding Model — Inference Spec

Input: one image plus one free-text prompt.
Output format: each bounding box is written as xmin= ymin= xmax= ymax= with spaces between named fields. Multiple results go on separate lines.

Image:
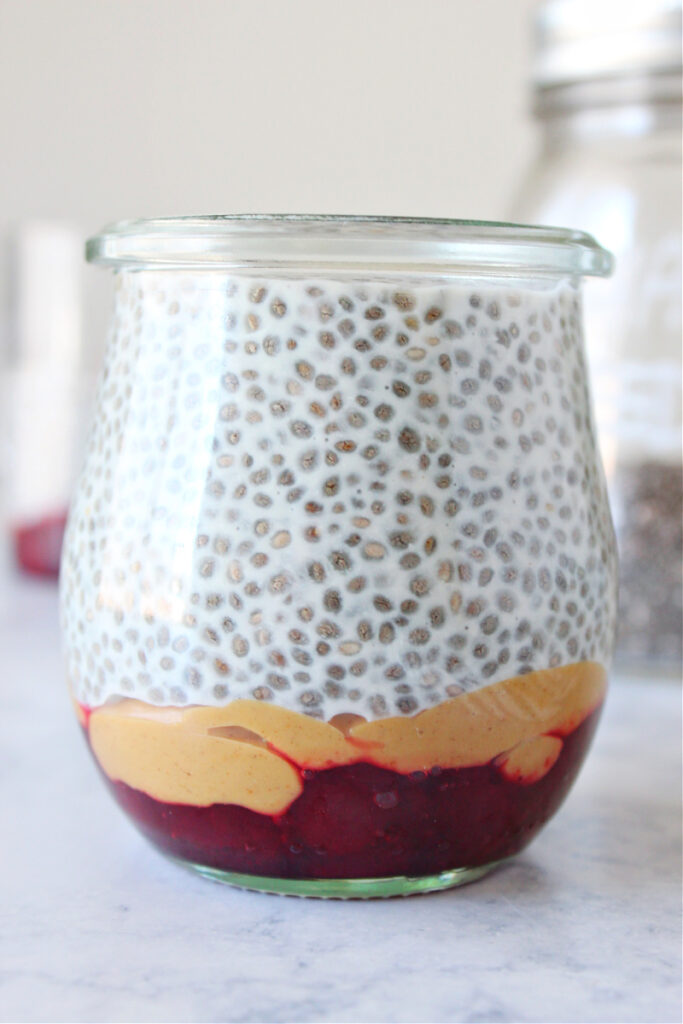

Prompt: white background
xmin=0 ymin=0 xmax=539 ymax=346
xmin=0 ymin=0 xmax=538 ymax=223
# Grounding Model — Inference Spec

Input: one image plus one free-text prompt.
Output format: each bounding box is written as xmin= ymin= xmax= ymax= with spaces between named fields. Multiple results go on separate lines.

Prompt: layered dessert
xmin=77 ymin=661 xmax=605 ymax=881
xmin=62 ymin=266 xmax=617 ymax=890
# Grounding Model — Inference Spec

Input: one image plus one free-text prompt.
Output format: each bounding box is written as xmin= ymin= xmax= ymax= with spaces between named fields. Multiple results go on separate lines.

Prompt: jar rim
xmin=86 ymin=214 xmax=614 ymax=278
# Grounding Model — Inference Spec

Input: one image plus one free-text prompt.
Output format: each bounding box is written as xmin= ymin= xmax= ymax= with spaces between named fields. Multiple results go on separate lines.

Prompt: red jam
xmin=85 ymin=706 xmax=601 ymax=880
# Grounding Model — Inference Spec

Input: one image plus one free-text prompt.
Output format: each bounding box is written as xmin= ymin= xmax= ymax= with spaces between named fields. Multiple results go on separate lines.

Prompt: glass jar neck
xmin=534 ymin=71 xmax=682 ymax=148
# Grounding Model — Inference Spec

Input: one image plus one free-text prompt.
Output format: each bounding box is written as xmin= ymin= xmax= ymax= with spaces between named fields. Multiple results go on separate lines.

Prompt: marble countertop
xmin=1 ymin=574 xmax=681 ymax=1024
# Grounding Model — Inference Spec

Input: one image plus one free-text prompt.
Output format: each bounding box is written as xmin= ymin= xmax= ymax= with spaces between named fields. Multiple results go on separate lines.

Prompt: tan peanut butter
xmin=85 ymin=661 xmax=606 ymax=815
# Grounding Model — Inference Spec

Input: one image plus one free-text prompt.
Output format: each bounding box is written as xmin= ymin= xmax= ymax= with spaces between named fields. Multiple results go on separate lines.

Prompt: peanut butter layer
xmin=86 ymin=661 xmax=606 ymax=815
xmin=88 ymin=705 xmax=302 ymax=813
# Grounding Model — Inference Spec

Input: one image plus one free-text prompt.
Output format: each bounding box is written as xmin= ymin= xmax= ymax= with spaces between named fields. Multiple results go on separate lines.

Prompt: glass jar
xmin=509 ymin=0 xmax=682 ymax=671
xmin=61 ymin=216 xmax=616 ymax=897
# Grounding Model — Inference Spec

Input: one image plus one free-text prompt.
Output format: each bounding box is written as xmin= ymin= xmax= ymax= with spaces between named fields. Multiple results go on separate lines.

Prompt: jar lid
xmin=533 ymin=0 xmax=682 ymax=90
xmin=86 ymin=216 xmax=613 ymax=278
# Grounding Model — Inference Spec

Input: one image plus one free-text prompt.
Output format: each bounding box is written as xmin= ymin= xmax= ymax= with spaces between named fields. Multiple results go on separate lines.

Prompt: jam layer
xmin=79 ymin=661 xmax=606 ymax=879
xmin=98 ymin=707 xmax=600 ymax=879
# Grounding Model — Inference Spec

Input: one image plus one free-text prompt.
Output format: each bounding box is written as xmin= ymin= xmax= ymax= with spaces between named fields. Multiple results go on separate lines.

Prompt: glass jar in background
xmin=508 ymin=0 xmax=683 ymax=673
xmin=61 ymin=216 xmax=616 ymax=897
xmin=2 ymin=223 xmax=86 ymax=577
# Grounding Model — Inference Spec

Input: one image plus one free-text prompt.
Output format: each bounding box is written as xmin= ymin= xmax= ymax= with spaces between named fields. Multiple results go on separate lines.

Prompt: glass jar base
xmin=170 ymin=857 xmax=506 ymax=899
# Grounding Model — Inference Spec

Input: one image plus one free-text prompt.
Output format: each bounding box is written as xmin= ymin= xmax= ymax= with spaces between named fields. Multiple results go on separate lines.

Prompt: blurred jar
xmin=509 ymin=0 xmax=683 ymax=673
xmin=2 ymin=223 xmax=86 ymax=577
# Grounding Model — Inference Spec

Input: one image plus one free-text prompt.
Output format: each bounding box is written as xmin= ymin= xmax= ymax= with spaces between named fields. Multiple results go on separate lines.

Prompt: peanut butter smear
xmin=82 ymin=661 xmax=606 ymax=816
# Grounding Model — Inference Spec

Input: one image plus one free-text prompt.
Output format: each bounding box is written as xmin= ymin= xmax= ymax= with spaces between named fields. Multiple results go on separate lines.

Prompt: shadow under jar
xmin=61 ymin=216 xmax=617 ymax=897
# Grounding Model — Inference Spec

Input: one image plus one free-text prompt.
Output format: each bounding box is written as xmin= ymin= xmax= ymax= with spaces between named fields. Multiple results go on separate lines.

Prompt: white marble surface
xmin=1 ymin=574 xmax=681 ymax=1024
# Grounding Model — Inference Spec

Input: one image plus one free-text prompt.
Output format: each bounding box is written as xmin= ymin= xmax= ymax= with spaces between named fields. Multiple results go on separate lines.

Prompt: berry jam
xmin=87 ymin=706 xmax=601 ymax=880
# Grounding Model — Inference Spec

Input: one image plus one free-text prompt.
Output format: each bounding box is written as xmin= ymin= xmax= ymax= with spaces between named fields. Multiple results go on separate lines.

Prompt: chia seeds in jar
xmin=509 ymin=0 xmax=683 ymax=672
xmin=612 ymin=461 xmax=682 ymax=666
xmin=61 ymin=216 xmax=616 ymax=897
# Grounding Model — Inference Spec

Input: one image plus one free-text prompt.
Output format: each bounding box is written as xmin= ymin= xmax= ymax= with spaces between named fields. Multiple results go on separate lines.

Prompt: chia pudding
xmin=61 ymin=217 xmax=616 ymax=895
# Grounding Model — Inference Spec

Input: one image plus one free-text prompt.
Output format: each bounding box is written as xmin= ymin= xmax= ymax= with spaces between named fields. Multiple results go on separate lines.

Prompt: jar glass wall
xmin=61 ymin=216 xmax=616 ymax=897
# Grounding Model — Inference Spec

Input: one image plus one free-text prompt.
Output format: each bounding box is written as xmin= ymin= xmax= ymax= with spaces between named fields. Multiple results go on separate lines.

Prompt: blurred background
xmin=0 ymin=0 xmax=539 ymax=341
xmin=0 ymin=0 xmax=680 ymax=673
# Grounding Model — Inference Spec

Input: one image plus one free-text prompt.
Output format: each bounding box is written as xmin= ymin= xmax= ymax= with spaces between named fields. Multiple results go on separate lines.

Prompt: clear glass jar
xmin=509 ymin=0 xmax=682 ymax=671
xmin=61 ymin=216 xmax=616 ymax=897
